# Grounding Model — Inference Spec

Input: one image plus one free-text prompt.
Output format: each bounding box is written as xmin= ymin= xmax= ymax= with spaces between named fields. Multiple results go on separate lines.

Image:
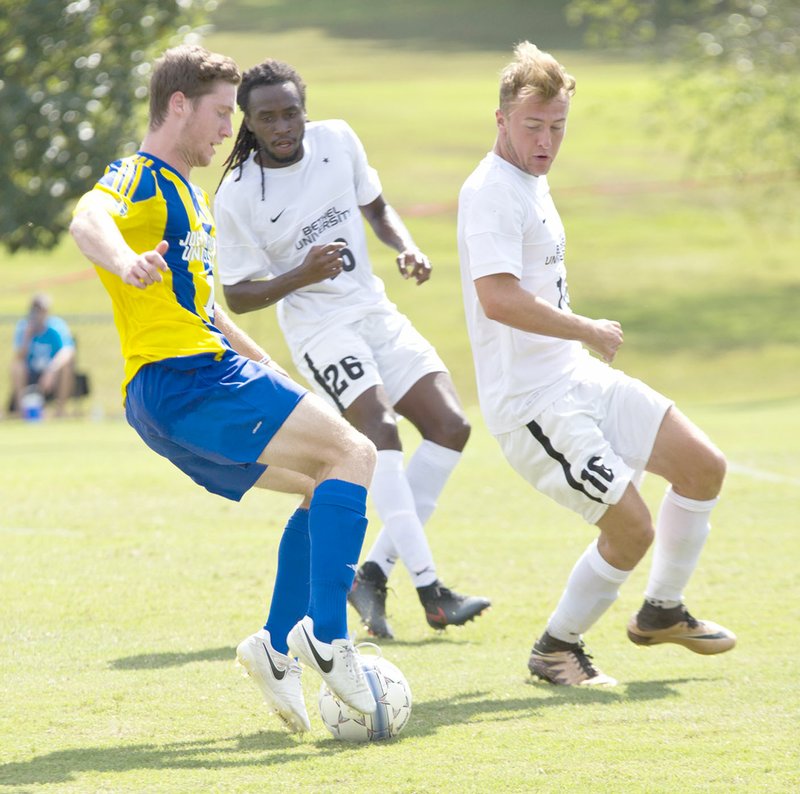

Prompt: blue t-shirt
xmin=14 ymin=316 xmax=74 ymax=374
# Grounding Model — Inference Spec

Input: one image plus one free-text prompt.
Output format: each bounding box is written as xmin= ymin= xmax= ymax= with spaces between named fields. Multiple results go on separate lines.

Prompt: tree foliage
xmin=565 ymin=0 xmax=800 ymax=175
xmin=0 ymin=0 xmax=215 ymax=253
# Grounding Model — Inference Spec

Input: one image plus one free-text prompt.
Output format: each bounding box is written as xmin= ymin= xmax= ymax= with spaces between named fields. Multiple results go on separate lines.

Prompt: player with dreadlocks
xmin=214 ymin=57 xmax=492 ymax=642
xmin=218 ymin=59 xmax=306 ymax=199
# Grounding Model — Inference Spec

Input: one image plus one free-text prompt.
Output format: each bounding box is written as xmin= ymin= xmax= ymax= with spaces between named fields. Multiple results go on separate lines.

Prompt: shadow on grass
xmin=109 ymin=647 xmax=234 ymax=670
xmin=211 ymin=0 xmax=587 ymax=52
xmin=353 ymin=634 xmax=473 ymax=649
xmin=595 ymin=282 xmax=800 ymax=354
xmin=0 ymin=730 xmax=335 ymax=787
xmin=109 ymin=633 xmax=473 ymax=670
xmin=0 ymin=678 xmax=707 ymax=786
xmin=409 ymin=675 xmax=712 ymax=735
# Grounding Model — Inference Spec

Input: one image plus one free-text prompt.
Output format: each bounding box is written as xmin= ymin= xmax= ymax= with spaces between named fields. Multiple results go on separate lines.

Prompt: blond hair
xmin=499 ymin=41 xmax=575 ymax=111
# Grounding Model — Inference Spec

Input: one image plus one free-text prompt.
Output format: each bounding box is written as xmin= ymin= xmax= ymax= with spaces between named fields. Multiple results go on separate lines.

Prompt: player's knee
xmin=599 ymin=491 xmax=653 ymax=568
xmin=346 ymin=428 xmax=377 ymax=482
xmin=634 ymin=521 xmax=655 ymax=556
xmin=617 ymin=520 xmax=653 ymax=569
xmin=364 ymin=415 xmax=401 ymax=450
xmin=677 ymin=442 xmax=726 ymax=500
xmin=598 ymin=518 xmax=652 ymax=570
xmin=618 ymin=504 xmax=654 ymax=554
xmin=425 ymin=411 xmax=471 ymax=451
xmin=703 ymin=444 xmax=727 ymax=494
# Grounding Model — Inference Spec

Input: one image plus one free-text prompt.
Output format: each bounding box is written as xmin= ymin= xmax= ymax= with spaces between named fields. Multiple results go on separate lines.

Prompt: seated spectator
xmin=10 ymin=294 xmax=76 ymax=418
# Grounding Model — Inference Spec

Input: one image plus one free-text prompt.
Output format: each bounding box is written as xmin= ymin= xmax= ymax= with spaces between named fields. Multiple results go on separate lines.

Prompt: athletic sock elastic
xmin=264 ymin=507 xmax=310 ymax=654
xmin=546 ymin=539 xmax=631 ymax=644
xmin=644 ymin=486 xmax=716 ymax=605
xmin=307 ymin=479 xmax=368 ymax=643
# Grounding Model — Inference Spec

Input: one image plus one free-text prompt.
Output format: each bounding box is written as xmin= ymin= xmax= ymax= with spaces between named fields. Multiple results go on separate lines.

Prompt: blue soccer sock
xmin=307 ymin=479 xmax=369 ymax=643
xmin=264 ymin=507 xmax=310 ymax=655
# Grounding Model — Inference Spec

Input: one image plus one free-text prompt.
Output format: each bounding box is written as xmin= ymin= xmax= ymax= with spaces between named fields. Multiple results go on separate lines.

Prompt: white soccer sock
xmin=363 ymin=450 xmax=437 ymax=587
xmin=546 ymin=540 xmax=631 ymax=644
xmin=644 ymin=486 xmax=716 ymax=606
xmin=406 ymin=440 xmax=463 ymax=525
xmin=366 ymin=441 xmax=462 ymax=579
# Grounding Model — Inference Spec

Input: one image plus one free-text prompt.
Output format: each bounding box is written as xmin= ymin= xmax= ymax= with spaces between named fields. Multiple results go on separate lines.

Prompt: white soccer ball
xmin=318 ymin=651 xmax=412 ymax=742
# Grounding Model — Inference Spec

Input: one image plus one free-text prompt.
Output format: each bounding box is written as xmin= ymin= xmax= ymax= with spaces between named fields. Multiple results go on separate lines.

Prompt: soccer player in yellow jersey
xmin=70 ymin=44 xmax=378 ymax=732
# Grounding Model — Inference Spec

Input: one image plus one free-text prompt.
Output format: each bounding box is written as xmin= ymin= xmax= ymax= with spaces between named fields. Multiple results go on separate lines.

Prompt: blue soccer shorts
xmin=125 ymin=350 xmax=307 ymax=501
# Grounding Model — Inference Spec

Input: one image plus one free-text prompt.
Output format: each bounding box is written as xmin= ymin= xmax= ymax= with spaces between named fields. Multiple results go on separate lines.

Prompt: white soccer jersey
xmin=457 ymin=152 xmax=593 ymax=435
xmin=215 ymin=120 xmax=392 ymax=351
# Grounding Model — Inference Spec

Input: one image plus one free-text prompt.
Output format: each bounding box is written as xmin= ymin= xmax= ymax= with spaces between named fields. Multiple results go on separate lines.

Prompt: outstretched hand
xmin=396 ymin=248 xmax=431 ymax=285
xmin=123 ymin=240 xmax=170 ymax=289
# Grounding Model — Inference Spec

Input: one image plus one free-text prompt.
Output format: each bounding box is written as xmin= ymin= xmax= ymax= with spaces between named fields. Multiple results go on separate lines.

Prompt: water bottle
xmin=20 ymin=387 xmax=44 ymax=421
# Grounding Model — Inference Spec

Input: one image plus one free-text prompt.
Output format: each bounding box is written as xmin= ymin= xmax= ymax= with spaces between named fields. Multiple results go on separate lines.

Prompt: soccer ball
xmin=318 ymin=651 xmax=412 ymax=742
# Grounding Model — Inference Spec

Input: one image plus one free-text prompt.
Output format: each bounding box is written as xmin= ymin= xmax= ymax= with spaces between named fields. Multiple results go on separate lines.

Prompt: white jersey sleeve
xmin=460 ymin=180 xmax=530 ymax=281
xmin=214 ymin=182 xmax=271 ymax=286
xmin=342 ymin=121 xmax=382 ymax=207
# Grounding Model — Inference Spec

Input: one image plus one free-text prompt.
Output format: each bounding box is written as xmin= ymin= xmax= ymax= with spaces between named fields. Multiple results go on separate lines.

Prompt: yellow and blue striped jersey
xmin=76 ymin=152 xmax=229 ymax=399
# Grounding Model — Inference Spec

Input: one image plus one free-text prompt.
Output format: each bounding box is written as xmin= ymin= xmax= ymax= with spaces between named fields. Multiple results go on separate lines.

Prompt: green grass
xmin=1 ymin=403 xmax=799 ymax=792
xmin=2 ymin=2 xmax=800 ymax=791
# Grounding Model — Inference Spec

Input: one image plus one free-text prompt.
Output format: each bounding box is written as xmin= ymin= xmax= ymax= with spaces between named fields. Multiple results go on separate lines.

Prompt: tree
xmin=0 ymin=0 xmax=215 ymax=253
xmin=565 ymin=0 xmax=800 ymax=176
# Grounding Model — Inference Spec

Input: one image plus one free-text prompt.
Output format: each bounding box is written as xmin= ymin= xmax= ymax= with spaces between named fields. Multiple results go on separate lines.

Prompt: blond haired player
xmin=458 ymin=41 xmax=735 ymax=686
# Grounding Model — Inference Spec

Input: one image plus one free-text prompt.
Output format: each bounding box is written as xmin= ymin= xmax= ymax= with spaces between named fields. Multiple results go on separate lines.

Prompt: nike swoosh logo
xmin=270 ymin=209 xmax=286 ymax=223
xmin=260 ymin=641 xmax=286 ymax=680
xmin=302 ymin=625 xmax=334 ymax=673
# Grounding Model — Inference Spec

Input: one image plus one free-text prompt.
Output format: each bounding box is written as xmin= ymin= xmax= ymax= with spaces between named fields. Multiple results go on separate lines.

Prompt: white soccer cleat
xmin=236 ymin=629 xmax=311 ymax=733
xmin=287 ymin=616 xmax=377 ymax=715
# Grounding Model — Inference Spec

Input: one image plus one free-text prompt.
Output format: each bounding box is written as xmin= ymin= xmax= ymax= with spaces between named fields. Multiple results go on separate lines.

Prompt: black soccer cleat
xmin=417 ymin=580 xmax=491 ymax=630
xmin=347 ymin=561 xmax=394 ymax=639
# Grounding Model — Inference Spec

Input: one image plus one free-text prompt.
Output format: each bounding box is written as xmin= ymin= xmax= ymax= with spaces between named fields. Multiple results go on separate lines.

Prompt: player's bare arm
xmin=213 ymin=304 xmax=289 ymax=376
xmin=360 ymin=195 xmax=431 ymax=285
xmin=70 ymin=193 xmax=169 ymax=289
xmin=475 ymin=272 xmax=623 ymax=362
xmin=223 ymin=241 xmax=346 ymax=313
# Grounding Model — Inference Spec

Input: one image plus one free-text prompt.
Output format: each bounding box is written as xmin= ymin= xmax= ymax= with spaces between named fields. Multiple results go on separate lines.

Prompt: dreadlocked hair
xmin=216 ymin=59 xmax=307 ymax=199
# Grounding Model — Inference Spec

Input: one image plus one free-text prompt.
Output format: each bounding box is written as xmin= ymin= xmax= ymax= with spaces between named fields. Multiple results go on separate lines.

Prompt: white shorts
xmin=293 ymin=306 xmax=447 ymax=412
xmin=496 ymin=366 xmax=673 ymax=525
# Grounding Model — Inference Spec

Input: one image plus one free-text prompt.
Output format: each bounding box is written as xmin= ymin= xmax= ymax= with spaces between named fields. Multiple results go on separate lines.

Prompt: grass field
xmin=2 ymin=403 xmax=799 ymax=792
xmin=2 ymin=2 xmax=800 ymax=791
